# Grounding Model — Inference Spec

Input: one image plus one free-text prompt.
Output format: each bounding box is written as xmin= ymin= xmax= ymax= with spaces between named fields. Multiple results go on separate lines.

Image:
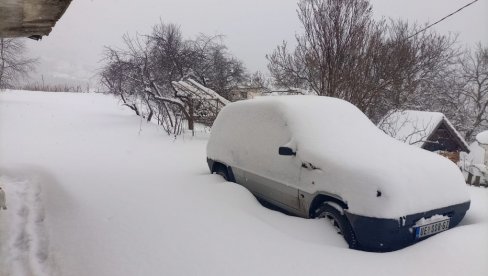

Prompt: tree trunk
xmin=188 ymin=99 xmax=194 ymax=131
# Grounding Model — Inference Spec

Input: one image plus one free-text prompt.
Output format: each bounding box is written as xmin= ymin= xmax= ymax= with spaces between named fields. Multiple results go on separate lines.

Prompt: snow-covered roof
xmin=476 ymin=130 xmax=488 ymax=145
xmin=378 ymin=110 xmax=469 ymax=151
xmin=172 ymin=78 xmax=230 ymax=105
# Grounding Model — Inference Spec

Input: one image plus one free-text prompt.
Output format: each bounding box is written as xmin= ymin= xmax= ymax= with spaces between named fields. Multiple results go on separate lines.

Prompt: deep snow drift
xmin=0 ymin=90 xmax=487 ymax=276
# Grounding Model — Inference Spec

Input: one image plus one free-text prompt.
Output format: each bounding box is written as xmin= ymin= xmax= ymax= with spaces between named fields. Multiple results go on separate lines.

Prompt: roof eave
xmin=0 ymin=0 xmax=73 ymax=38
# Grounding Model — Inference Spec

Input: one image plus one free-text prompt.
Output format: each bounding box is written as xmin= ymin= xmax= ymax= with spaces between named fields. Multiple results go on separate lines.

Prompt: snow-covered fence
xmin=172 ymin=78 xmax=229 ymax=126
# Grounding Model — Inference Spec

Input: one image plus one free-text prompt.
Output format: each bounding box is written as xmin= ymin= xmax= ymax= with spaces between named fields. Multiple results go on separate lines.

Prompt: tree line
xmin=267 ymin=0 xmax=487 ymax=141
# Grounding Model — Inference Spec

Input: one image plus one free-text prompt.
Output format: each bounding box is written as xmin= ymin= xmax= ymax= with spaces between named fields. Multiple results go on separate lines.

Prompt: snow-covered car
xmin=206 ymin=96 xmax=470 ymax=252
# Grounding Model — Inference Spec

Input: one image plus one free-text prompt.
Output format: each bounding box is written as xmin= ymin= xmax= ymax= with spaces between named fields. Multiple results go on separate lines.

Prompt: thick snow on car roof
xmin=212 ymin=96 xmax=469 ymax=218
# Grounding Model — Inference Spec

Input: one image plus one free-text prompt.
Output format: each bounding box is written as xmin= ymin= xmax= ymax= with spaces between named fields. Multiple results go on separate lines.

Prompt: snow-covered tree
xmin=100 ymin=22 xmax=247 ymax=134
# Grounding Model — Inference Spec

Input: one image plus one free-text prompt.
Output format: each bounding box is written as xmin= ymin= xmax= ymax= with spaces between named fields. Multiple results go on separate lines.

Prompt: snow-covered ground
xmin=0 ymin=90 xmax=487 ymax=276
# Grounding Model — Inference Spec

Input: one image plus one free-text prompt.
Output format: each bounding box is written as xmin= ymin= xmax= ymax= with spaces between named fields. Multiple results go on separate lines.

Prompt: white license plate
xmin=415 ymin=219 xmax=450 ymax=239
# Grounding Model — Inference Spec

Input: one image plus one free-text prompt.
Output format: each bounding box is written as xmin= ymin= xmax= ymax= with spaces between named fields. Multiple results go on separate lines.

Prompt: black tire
xmin=315 ymin=203 xmax=359 ymax=249
xmin=214 ymin=165 xmax=229 ymax=181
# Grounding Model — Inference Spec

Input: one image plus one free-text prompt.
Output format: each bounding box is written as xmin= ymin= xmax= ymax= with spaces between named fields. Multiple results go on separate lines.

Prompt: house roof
xmin=0 ymin=0 xmax=72 ymax=39
xmin=378 ymin=110 xmax=470 ymax=152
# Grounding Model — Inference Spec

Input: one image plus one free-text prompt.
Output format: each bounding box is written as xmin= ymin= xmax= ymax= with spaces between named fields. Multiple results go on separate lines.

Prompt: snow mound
xmin=476 ymin=130 xmax=488 ymax=145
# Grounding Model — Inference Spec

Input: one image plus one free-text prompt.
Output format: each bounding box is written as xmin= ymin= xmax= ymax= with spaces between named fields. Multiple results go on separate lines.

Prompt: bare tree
xmin=188 ymin=34 xmax=246 ymax=100
xmin=148 ymin=23 xmax=192 ymax=92
xmin=378 ymin=110 xmax=434 ymax=146
xmin=248 ymin=71 xmax=270 ymax=91
xmin=100 ymin=47 xmax=142 ymax=116
xmin=369 ymin=20 xmax=459 ymax=121
xmin=101 ymin=33 xmax=190 ymax=134
xmin=100 ymin=22 xmax=247 ymax=134
xmin=146 ymin=25 xmax=246 ymax=100
xmin=0 ymin=38 xmax=37 ymax=89
xmin=267 ymin=0 xmax=458 ymax=122
xmin=267 ymin=0 xmax=384 ymax=97
xmin=458 ymin=44 xmax=488 ymax=141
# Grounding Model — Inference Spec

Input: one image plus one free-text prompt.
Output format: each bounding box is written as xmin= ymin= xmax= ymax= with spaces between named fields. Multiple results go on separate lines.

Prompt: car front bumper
xmin=346 ymin=201 xmax=471 ymax=252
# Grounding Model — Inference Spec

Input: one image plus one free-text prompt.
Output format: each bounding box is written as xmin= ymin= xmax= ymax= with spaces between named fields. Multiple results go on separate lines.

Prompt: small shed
xmin=171 ymin=78 xmax=230 ymax=127
xmin=378 ymin=110 xmax=470 ymax=163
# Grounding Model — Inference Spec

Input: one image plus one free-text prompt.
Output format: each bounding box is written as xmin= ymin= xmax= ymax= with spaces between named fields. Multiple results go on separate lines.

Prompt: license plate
xmin=415 ymin=219 xmax=450 ymax=239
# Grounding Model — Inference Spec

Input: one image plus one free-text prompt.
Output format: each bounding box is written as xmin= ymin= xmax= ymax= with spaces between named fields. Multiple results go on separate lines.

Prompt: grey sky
xmin=24 ymin=0 xmax=488 ymax=86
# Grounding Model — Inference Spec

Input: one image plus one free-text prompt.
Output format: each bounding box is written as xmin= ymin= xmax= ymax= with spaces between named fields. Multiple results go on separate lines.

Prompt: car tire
xmin=316 ymin=203 xmax=359 ymax=249
xmin=214 ymin=165 xmax=229 ymax=181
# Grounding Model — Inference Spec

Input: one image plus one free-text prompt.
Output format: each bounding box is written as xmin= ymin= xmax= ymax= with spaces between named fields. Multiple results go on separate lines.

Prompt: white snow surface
xmin=412 ymin=214 xmax=450 ymax=228
xmin=0 ymin=174 xmax=56 ymax=276
xmin=0 ymin=91 xmax=487 ymax=276
xmin=463 ymin=141 xmax=488 ymax=177
xmin=209 ymin=97 xmax=469 ymax=218
xmin=467 ymin=141 xmax=486 ymax=165
xmin=476 ymin=130 xmax=488 ymax=145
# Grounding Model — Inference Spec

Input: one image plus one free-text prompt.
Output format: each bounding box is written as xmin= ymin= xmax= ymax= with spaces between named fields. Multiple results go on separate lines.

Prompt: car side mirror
xmin=279 ymin=146 xmax=296 ymax=156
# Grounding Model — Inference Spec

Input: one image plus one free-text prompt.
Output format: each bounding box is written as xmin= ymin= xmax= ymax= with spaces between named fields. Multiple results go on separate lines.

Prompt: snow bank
xmin=467 ymin=141 xmax=486 ymax=165
xmin=0 ymin=91 xmax=486 ymax=276
xmin=476 ymin=130 xmax=488 ymax=144
xmin=462 ymin=141 xmax=488 ymax=181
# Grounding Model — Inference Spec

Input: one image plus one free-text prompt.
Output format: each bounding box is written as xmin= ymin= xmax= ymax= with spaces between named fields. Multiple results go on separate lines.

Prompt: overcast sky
xmin=24 ymin=0 xmax=488 ymax=87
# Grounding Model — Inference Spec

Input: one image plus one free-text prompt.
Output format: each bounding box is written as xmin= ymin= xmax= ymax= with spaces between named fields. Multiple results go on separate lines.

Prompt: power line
xmin=407 ymin=0 xmax=479 ymax=39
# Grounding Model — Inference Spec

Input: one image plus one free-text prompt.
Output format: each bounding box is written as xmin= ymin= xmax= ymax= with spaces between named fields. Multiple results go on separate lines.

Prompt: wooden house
xmin=379 ymin=110 xmax=470 ymax=163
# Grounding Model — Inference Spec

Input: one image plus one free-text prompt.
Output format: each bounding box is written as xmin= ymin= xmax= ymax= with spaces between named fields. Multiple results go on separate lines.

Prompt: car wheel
xmin=214 ymin=165 xmax=229 ymax=181
xmin=316 ymin=203 xmax=358 ymax=249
